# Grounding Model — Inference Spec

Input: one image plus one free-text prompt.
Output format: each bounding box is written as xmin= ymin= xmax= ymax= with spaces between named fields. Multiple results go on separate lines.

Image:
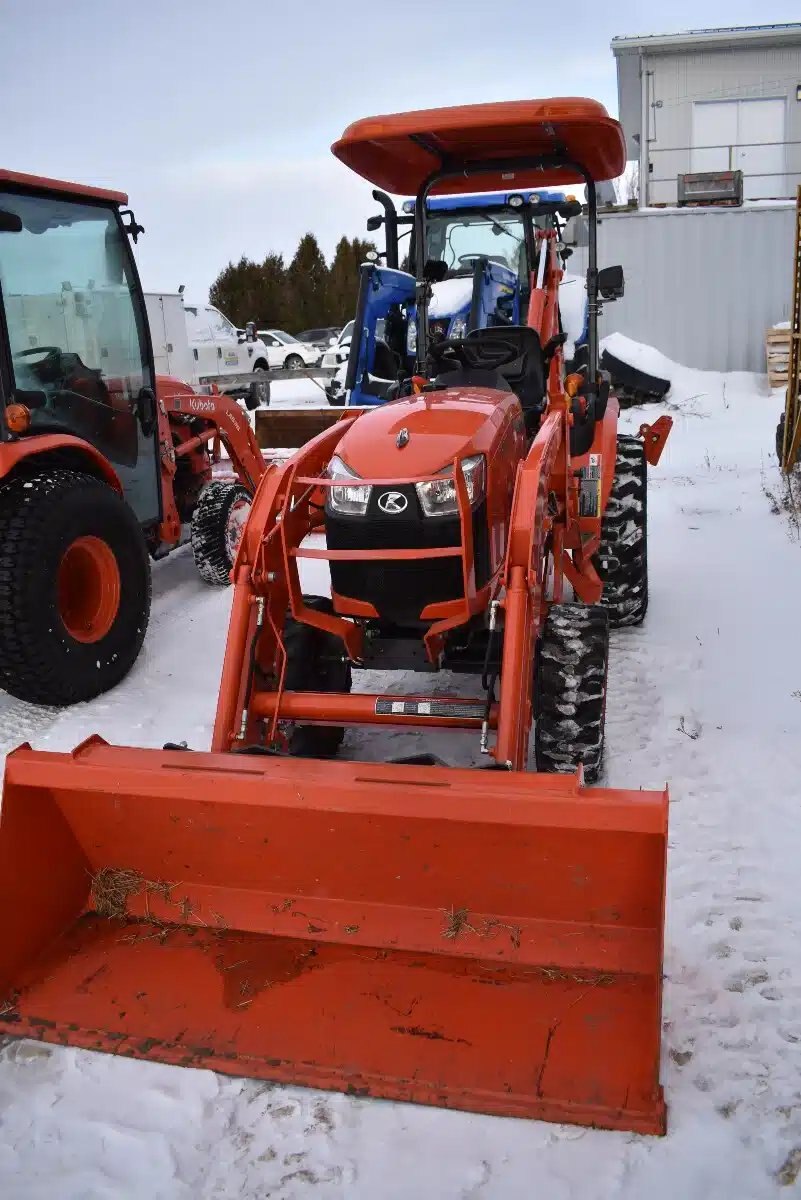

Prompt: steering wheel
xmin=428 ymin=337 xmax=518 ymax=373
xmin=15 ymin=346 xmax=64 ymax=364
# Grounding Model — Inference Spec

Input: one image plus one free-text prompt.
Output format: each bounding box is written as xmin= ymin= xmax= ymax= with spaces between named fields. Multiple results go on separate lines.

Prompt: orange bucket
xmin=0 ymin=736 xmax=667 ymax=1133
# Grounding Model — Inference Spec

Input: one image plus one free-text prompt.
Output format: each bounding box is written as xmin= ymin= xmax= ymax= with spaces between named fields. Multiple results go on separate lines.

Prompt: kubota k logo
xmin=377 ymin=491 xmax=408 ymax=514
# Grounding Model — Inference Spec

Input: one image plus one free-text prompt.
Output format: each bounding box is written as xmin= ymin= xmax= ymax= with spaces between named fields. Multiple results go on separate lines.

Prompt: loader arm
xmin=159 ymin=383 xmax=267 ymax=494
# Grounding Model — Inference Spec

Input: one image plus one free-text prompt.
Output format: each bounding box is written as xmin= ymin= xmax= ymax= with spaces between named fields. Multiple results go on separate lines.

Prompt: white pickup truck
xmin=145 ymin=293 xmax=271 ymax=405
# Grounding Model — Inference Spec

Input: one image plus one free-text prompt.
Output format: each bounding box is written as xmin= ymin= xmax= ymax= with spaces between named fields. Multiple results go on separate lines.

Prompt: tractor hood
xmin=337 ymin=390 xmax=507 ymax=481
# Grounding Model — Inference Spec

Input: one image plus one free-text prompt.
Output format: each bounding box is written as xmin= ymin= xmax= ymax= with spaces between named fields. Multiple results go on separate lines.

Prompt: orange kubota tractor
xmin=0 ymin=101 xmax=672 ymax=1135
xmin=0 ymin=170 xmax=266 ymax=705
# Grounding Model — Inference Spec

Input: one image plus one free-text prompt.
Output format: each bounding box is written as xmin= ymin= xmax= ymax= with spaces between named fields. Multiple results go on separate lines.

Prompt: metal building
xmin=571 ymin=203 xmax=795 ymax=371
xmin=612 ymin=24 xmax=801 ymax=206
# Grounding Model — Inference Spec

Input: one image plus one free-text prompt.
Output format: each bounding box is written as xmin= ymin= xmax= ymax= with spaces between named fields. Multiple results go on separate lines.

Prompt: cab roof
xmin=0 ymin=169 xmax=128 ymax=206
xmin=332 ymin=99 xmax=626 ymax=194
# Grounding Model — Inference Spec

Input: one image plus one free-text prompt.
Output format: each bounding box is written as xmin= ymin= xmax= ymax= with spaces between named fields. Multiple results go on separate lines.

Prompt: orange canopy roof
xmin=0 ymin=169 xmax=128 ymax=206
xmin=332 ymin=98 xmax=626 ymax=195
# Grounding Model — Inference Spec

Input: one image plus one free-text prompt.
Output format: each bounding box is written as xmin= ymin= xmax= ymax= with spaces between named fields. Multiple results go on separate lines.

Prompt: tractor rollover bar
xmin=0 ymin=738 xmax=667 ymax=1134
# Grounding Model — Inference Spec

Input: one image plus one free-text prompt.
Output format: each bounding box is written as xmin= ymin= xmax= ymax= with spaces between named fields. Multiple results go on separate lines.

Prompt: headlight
xmin=449 ymin=316 xmax=467 ymax=339
xmin=407 ymin=320 xmax=417 ymax=354
xmin=326 ymin=455 xmax=371 ymax=516
xmin=416 ymin=454 xmax=486 ymax=518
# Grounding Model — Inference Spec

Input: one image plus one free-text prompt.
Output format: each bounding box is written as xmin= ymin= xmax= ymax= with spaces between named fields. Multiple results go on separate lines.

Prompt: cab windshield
xmin=425 ymin=209 xmax=527 ymax=277
xmin=0 ymin=190 xmax=152 ymax=471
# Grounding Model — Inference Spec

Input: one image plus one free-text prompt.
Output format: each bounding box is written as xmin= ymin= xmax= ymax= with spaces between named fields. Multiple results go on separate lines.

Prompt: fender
xmin=0 ymin=434 xmax=123 ymax=492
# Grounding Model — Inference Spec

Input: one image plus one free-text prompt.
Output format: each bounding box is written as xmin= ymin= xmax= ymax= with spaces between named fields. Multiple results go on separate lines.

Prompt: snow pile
xmin=601 ymin=331 xmax=678 ymax=383
xmin=1 ymin=348 xmax=801 ymax=1198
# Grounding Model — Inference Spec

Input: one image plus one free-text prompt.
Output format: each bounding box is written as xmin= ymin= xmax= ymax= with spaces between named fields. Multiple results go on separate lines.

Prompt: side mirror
xmin=365 ymin=249 xmax=380 ymax=263
xmin=245 ymin=321 xmax=257 ymax=343
xmin=366 ymin=214 xmax=384 ymax=232
xmin=558 ymin=200 xmax=583 ymax=219
xmin=598 ymin=265 xmax=624 ymax=301
xmin=0 ymin=209 xmax=23 ymax=234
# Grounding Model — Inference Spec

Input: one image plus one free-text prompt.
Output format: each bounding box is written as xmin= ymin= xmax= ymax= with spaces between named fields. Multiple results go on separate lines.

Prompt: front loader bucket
xmin=0 ymin=737 xmax=668 ymax=1134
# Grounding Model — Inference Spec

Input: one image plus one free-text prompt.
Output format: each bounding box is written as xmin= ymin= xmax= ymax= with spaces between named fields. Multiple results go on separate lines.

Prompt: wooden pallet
xmin=766 ymin=327 xmax=791 ymax=388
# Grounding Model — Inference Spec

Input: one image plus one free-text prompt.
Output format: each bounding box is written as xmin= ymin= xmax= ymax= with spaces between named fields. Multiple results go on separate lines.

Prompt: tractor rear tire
xmin=0 ymin=469 xmax=151 ymax=706
xmin=534 ymin=603 xmax=609 ymax=784
xmin=283 ymin=595 xmax=351 ymax=758
xmin=191 ymin=481 xmax=251 ymax=586
xmin=594 ymin=435 xmax=648 ymax=627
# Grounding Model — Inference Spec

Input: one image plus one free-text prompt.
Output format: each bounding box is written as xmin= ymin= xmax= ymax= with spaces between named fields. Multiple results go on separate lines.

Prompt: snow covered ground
xmin=2 ymin=347 xmax=801 ymax=1198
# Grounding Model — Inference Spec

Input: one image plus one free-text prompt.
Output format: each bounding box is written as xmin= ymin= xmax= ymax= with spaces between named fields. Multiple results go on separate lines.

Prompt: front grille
xmin=326 ymin=488 xmax=489 ymax=623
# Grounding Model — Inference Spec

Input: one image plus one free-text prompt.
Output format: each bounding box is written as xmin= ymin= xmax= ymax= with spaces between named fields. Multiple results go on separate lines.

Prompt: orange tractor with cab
xmin=0 ymin=170 xmax=266 ymax=704
xmin=0 ymin=100 xmax=672 ymax=1135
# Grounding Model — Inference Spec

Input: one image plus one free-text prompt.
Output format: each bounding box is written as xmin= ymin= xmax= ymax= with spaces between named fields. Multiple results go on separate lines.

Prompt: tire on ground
xmin=191 ymin=481 xmax=251 ymax=586
xmin=283 ymin=595 xmax=351 ymax=758
xmin=0 ymin=468 xmax=151 ymax=706
xmin=534 ymin=603 xmax=609 ymax=784
xmin=594 ymin=435 xmax=648 ymax=627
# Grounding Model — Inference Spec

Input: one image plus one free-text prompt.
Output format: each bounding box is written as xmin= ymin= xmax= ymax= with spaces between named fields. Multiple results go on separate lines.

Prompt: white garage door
xmin=692 ymin=98 xmax=786 ymax=199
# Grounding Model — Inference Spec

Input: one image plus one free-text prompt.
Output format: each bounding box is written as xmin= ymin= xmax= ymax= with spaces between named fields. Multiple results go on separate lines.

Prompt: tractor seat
xmin=467 ymin=326 xmax=546 ymax=427
xmin=358 ymin=338 xmax=402 ymax=400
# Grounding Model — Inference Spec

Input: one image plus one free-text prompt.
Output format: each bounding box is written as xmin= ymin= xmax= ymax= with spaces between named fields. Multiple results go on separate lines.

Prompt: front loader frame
xmin=211 ymin=394 xmax=666 ymax=768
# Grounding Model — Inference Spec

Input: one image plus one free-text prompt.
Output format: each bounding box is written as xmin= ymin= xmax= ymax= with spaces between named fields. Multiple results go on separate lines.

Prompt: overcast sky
xmin=3 ymin=1 xmax=799 ymax=303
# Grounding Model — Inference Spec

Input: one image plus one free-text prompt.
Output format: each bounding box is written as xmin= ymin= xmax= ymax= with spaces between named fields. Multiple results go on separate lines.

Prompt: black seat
xmin=466 ymin=326 xmax=546 ymax=425
xmin=359 ymin=338 xmax=402 ymax=400
xmin=432 ymin=367 xmax=513 ymax=392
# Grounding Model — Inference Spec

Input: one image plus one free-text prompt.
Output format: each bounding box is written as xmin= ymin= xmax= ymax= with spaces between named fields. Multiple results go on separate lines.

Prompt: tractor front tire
xmin=191 ymin=481 xmax=251 ymax=586
xmin=594 ymin=435 xmax=648 ymax=627
xmin=0 ymin=469 xmax=151 ymax=706
xmin=534 ymin=603 xmax=609 ymax=784
xmin=283 ymin=595 xmax=351 ymax=758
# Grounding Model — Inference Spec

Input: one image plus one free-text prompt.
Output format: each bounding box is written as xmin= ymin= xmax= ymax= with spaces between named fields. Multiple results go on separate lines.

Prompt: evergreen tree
xmin=259 ymin=252 xmax=291 ymax=329
xmin=285 ymin=233 xmax=330 ymax=330
xmin=208 ymin=232 xmax=379 ymax=333
xmin=209 ymin=256 xmax=263 ymax=328
xmin=327 ymin=237 xmax=376 ymax=324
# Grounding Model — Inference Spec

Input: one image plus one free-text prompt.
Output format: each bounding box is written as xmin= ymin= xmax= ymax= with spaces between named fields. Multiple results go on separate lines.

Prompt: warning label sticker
xmin=578 ymin=453 xmax=602 ymax=517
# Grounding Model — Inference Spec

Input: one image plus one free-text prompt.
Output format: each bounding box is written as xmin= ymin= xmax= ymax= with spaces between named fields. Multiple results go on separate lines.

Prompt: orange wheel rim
xmin=57 ymin=535 xmax=121 ymax=644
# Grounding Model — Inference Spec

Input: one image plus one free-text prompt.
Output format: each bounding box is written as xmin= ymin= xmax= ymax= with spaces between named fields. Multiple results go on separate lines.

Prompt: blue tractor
xmin=327 ymin=188 xmax=584 ymax=406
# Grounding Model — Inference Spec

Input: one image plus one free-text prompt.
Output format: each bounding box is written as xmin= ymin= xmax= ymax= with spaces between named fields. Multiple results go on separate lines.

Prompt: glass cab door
xmin=0 ymin=189 xmax=161 ymax=525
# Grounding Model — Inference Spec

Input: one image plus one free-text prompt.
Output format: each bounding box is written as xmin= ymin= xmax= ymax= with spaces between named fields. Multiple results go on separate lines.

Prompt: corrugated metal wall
xmin=571 ymin=204 xmax=795 ymax=371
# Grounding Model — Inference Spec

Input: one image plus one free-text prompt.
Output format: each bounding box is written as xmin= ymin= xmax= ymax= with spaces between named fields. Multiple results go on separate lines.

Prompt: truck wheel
xmin=249 ymin=366 xmax=270 ymax=409
xmin=593 ymin=435 xmax=648 ymax=627
xmin=283 ymin=596 xmax=351 ymax=757
xmin=534 ymin=603 xmax=609 ymax=783
xmin=284 ymin=354 xmax=304 ymax=370
xmin=0 ymin=469 xmax=151 ymax=705
xmin=191 ymin=481 xmax=251 ymax=586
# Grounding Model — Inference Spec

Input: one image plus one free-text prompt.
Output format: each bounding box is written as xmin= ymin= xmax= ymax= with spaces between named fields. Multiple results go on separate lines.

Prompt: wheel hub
xmin=57 ymin=535 xmax=121 ymax=643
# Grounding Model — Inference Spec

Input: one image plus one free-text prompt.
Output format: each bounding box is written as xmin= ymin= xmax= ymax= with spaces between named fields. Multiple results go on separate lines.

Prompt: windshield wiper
xmin=479 ymin=212 xmax=522 ymax=242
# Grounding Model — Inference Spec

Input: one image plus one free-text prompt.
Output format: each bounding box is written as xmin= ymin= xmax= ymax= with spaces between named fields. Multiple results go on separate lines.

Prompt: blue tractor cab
xmin=331 ymin=188 xmax=584 ymax=407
